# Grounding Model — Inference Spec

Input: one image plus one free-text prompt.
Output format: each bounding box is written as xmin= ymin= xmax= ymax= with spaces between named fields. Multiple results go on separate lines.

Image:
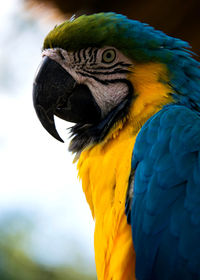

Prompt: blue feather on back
xmin=129 ymin=105 xmax=200 ymax=280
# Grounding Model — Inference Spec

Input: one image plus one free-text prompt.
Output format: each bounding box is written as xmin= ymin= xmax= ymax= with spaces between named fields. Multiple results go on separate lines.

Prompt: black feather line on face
xmin=68 ymin=80 xmax=134 ymax=154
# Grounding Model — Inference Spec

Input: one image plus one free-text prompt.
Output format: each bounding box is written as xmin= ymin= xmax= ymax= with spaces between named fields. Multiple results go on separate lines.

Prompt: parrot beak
xmin=33 ymin=56 xmax=101 ymax=142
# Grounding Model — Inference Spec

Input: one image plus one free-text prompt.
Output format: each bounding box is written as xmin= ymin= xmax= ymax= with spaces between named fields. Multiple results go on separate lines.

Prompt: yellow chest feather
xmin=78 ymin=124 xmax=136 ymax=280
xmin=77 ymin=62 xmax=173 ymax=280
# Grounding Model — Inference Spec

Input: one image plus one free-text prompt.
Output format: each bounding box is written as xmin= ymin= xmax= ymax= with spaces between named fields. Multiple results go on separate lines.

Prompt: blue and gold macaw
xmin=33 ymin=13 xmax=200 ymax=280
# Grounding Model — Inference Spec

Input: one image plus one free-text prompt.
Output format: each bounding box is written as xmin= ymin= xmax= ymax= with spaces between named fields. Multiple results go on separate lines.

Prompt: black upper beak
xmin=33 ymin=56 xmax=101 ymax=142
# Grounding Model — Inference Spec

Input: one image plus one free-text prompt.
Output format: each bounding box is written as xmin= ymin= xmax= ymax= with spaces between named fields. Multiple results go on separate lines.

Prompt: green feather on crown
xmin=43 ymin=12 xmax=190 ymax=63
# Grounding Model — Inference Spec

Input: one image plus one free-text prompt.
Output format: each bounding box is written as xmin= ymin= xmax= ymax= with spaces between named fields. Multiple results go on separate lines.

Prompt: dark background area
xmin=27 ymin=0 xmax=200 ymax=55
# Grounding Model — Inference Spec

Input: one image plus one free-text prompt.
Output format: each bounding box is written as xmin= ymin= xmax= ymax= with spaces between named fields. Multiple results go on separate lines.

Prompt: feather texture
xmin=43 ymin=13 xmax=189 ymax=64
xmin=129 ymin=105 xmax=200 ymax=280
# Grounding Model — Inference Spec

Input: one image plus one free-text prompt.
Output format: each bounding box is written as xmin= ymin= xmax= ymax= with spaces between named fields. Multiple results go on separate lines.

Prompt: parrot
xmin=32 ymin=13 xmax=200 ymax=280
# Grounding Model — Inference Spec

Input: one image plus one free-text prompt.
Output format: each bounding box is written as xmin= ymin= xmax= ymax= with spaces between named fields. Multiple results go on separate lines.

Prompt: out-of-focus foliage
xmin=0 ymin=212 xmax=96 ymax=280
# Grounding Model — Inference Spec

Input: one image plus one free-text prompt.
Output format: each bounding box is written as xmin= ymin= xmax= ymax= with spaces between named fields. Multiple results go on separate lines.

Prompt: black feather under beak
xmin=33 ymin=56 xmax=101 ymax=142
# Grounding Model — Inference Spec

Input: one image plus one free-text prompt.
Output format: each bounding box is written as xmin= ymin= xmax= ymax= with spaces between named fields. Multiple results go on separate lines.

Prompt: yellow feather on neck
xmin=128 ymin=62 xmax=173 ymax=128
xmin=77 ymin=62 xmax=173 ymax=280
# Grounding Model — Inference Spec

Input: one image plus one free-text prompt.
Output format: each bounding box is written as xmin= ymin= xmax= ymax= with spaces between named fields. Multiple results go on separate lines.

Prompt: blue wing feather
xmin=129 ymin=104 xmax=200 ymax=280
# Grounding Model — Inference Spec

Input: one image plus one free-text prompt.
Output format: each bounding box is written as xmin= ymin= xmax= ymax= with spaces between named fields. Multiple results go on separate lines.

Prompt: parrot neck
xmin=99 ymin=62 xmax=174 ymax=143
xmin=128 ymin=62 xmax=173 ymax=126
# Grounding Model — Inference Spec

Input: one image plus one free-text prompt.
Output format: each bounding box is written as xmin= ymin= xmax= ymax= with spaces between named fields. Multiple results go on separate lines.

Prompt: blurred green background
xmin=0 ymin=0 xmax=199 ymax=279
xmin=0 ymin=211 xmax=95 ymax=280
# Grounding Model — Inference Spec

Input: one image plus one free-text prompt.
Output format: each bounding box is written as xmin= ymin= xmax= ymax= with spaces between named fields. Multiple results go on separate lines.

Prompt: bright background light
xmin=0 ymin=0 xmax=95 ymax=273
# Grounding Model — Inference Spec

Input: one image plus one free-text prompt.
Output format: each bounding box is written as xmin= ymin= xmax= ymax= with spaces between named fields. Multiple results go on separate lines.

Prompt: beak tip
xmin=55 ymin=135 xmax=65 ymax=143
xmin=42 ymin=118 xmax=65 ymax=143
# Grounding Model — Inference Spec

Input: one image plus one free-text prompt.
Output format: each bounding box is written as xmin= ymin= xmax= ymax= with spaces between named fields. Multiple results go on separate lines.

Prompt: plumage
xmin=129 ymin=105 xmax=200 ymax=279
xmin=33 ymin=12 xmax=200 ymax=280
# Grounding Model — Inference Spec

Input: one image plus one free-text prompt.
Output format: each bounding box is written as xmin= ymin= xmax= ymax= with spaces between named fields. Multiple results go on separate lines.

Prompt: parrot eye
xmin=102 ymin=49 xmax=116 ymax=63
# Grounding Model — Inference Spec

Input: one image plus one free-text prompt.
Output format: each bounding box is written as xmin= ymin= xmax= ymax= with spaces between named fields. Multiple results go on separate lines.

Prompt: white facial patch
xmin=85 ymin=78 xmax=129 ymax=116
xmin=42 ymin=47 xmax=133 ymax=116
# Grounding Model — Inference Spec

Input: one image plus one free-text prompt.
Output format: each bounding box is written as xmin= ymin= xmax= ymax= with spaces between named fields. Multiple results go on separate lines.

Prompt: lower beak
xmin=33 ymin=56 xmax=101 ymax=142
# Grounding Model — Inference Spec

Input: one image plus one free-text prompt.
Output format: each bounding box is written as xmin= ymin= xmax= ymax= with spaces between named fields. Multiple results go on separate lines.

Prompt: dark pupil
xmin=106 ymin=52 xmax=112 ymax=59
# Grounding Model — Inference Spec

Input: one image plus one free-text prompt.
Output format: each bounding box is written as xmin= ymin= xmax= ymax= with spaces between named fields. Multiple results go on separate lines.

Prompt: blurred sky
xmin=0 ymin=0 xmax=95 ymax=272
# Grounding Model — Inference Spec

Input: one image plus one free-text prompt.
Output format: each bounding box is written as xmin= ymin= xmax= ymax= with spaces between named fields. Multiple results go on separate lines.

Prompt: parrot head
xmin=33 ymin=13 xmax=200 ymax=152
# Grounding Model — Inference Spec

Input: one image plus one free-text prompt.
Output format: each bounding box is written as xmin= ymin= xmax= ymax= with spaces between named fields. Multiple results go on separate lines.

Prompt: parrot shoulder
xmin=127 ymin=104 xmax=200 ymax=280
